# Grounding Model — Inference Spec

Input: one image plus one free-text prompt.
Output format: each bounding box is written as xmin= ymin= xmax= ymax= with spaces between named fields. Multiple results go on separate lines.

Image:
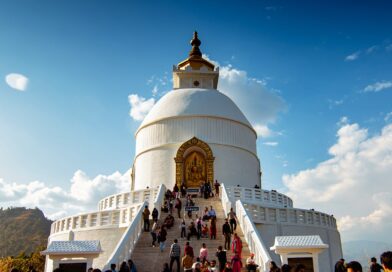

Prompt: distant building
xmin=43 ymin=32 xmax=342 ymax=272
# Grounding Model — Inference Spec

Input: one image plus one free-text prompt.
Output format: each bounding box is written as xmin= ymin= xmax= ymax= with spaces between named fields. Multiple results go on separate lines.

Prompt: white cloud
xmin=70 ymin=170 xmax=129 ymax=203
xmin=283 ymin=121 xmax=392 ymax=242
xmin=345 ymin=51 xmax=360 ymax=61
xmin=128 ymin=94 xmax=155 ymax=121
xmin=386 ymin=44 xmax=392 ymax=52
xmin=213 ymin=59 xmax=286 ymax=136
xmin=363 ymin=81 xmax=392 ymax=92
xmin=328 ymin=99 xmax=344 ymax=109
xmin=337 ymin=116 xmax=349 ymax=126
xmin=0 ymin=170 xmax=130 ymax=219
xmin=254 ymin=124 xmax=273 ymax=138
xmin=366 ymin=45 xmax=378 ymax=54
xmin=5 ymin=73 xmax=29 ymax=91
xmin=152 ymin=85 xmax=158 ymax=96
xmin=129 ymin=56 xmax=286 ymax=136
xmin=385 ymin=112 xmax=392 ymax=122
xmin=263 ymin=141 xmax=278 ymax=146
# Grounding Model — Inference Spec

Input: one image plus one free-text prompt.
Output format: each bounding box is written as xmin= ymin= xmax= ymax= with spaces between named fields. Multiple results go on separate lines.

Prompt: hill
xmin=0 ymin=207 xmax=52 ymax=257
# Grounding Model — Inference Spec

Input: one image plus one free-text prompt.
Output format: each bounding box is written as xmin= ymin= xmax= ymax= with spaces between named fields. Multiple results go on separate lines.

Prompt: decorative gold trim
xmin=177 ymin=58 xmax=215 ymax=70
xmin=132 ymin=141 xmax=261 ymax=188
xmin=135 ymin=115 xmax=257 ymax=138
xmin=174 ymin=137 xmax=214 ymax=187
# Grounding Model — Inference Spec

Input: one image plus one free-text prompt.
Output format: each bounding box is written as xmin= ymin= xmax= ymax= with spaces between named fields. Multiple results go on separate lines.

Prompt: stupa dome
xmin=138 ymin=88 xmax=253 ymax=132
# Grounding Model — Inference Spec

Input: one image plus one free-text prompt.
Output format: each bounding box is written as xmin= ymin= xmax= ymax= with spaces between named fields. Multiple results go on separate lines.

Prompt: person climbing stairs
xmin=131 ymin=195 xmax=251 ymax=271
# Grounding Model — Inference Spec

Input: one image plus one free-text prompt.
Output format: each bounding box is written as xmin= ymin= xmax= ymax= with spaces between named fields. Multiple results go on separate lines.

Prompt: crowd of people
xmin=334 ymin=253 xmax=392 ymax=272
xmin=161 ymin=237 xmax=250 ymax=272
xmin=152 ymin=182 xmax=254 ymax=272
xmin=44 ymin=251 xmax=392 ymax=272
xmin=26 ymin=180 xmax=390 ymax=272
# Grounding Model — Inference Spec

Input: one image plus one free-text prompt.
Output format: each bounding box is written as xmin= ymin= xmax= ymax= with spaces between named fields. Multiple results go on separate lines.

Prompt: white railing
xmin=102 ymin=201 xmax=146 ymax=271
xmin=236 ymin=200 xmax=272 ymax=272
xmin=152 ymin=184 xmax=166 ymax=213
xmin=225 ymin=186 xmax=293 ymax=208
xmin=102 ymin=184 xmax=166 ymax=270
xmin=242 ymin=202 xmax=337 ymax=229
xmin=222 ymin=185 xmax=336 ymax=229
xmin=99 ymin=186 xmax=159 ymax=211
xmin=220 ymin=183 xmax=232 ymax=215
xmin=50 ymin=203 xmax=144 ymax=234
xmin=51 ymin=185 xmax=166 ymax=235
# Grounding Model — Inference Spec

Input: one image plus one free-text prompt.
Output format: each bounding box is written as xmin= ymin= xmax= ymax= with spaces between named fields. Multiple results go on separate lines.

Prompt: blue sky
xmin=1 ymin=1 xmax=392 ymax=242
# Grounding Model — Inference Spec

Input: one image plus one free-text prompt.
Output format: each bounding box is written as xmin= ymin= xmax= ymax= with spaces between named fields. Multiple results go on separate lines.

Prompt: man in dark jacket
xmin=335 ymin=259 xmax=346 ymax=272
xmin=222 ymin=219 xmax=231 ymax=250
xmin=142 ymin=205 xmax=150 ymax=231
xmin=216 ymin=246 xmax=227 ymax=272
xmin=370 ymin=257 xmax=383 ymax=272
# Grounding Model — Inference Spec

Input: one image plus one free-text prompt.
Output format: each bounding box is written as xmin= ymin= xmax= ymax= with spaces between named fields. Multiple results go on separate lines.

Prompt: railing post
xmin=129 ymin=191 xmax=134 ymax=204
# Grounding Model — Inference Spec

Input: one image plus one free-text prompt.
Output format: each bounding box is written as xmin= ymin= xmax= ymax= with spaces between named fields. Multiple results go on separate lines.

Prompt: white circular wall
xmin=133 ymin=116 xmax=260 ymax=190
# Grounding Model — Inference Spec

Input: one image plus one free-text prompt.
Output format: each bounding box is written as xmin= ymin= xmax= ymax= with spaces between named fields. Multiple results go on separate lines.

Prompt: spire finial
xmin=189 ymin=31 xmax=202 ymax=58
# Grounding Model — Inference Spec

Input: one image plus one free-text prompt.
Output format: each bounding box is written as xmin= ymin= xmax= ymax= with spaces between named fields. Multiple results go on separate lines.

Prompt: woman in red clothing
xmin=231 ymin=233 xmax=243 ymax=258
xmin=231 ymin=252 xmax=242 ymax=272
xmin=210 ymin=217 xmax=217 ymax=239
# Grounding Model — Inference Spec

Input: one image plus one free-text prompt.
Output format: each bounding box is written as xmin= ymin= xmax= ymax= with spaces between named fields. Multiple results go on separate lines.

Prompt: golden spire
xmin=173 ymin=32 xmax=219 ymax=89
xmin=189 ymin=31 xmax=202 ymax=58
xmin=177 ymin=31 xmax=215 ymax=71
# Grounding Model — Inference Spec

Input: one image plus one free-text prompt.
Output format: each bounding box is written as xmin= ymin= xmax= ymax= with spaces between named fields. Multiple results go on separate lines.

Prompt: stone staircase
xmin=131 ymin=196 xmax=251 ymax=271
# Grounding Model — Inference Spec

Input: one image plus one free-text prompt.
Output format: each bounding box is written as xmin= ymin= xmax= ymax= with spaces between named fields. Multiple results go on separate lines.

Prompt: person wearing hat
xmin=246 ymin=253 xmax=258 ymax=272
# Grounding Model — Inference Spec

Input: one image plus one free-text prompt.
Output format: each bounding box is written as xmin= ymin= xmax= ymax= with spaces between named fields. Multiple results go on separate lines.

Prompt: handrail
xmin=225 ymin=186 xmax=293 ymax=208
xmin=152 ymin=184 xmax=166 ymax=213
xmin=103 ymin=200 xmax=146 ymax=271
xmin=242 ymin=202 xmax=337 ymax=229
xmin=98 ymin=186 xmax=159 ymax=211
xmin=236 ymin=200 xmax=272 ymax=272
xmin=223 ymin=185 xmax=336 ymax=229
xmin=102 ymin=184 xmax=166 ymax=270
xmin=220 ymin=183 xmax=232 ymax=215
xmin=50 ymin=203 xmax=144 ymax=235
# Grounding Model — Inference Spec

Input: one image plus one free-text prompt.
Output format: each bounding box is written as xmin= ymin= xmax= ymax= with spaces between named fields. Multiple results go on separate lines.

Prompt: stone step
xmin=131 ymin=197 xmax=251 ymax=272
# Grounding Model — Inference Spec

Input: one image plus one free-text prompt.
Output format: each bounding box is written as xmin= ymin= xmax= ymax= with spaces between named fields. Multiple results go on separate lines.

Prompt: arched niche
xmin=174 ymin=137 xmax=214 ymax=187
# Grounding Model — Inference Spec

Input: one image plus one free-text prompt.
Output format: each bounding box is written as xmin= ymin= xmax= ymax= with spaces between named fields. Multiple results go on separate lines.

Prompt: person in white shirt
xmin=246 ymin=253 xmax=258 ymax=272
xmin=192 ymin=257 xmax=202 ymax=270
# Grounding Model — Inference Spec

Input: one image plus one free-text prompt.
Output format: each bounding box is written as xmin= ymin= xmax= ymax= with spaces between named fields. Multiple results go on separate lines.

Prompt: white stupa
xmin=133 ymin=32 xmax=259 ymax=191
xmin=43 ymin=32 xmax=343 ymax=272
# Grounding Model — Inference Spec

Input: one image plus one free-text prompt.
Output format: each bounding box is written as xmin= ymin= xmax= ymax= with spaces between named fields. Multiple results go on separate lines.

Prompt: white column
xmin=122 ymin=193 xmax=127 ymax=206
xmin=52 ymin=258 xmax=60 ymax=270
xmin=312 ymin=252 xmax=320 ymax=272
xmin=280 ymin=253 xmax=288 ymax=265
xmin=97 ymin=212 xmax=102 ymax=227
xmin=130 ymin=191 xmax=135 ymax=204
